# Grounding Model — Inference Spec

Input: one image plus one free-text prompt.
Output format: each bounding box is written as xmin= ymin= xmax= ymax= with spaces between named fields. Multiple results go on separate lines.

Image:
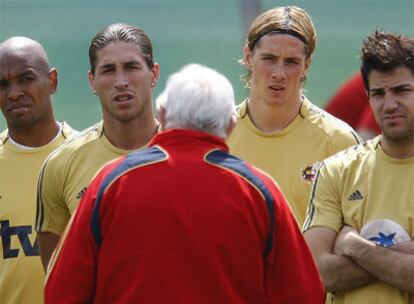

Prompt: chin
xmin=264 ymin=95 xmax=288 ymax=106
xmin=382 ymin=128 xmax=414 ymax=143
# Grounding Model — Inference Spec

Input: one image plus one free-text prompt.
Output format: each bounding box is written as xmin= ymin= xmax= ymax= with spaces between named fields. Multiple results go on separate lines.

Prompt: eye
xmin=21 ymin=76 xmax=34 ymax=83
xmin=100 ymin=68 xmax=113 ymax=74
xmin=18 ymin=73 xmax=35 ymax=84
xmin=370 ymin=91 xmax=384 ymax=97
xmin=0 ymin=80 xmax=8 ymax=90
xmin=394 ymin=86 xmax=412 ymax=94
xmin=286 ymin=60 xmax=299 ymax=65
xmin=261 ymin=56 xmax=275 ymax=62
xmin=98 ymin=65 xmax=115 ymax=75
xmin=126 ymin=63 xmax=142 ymax=71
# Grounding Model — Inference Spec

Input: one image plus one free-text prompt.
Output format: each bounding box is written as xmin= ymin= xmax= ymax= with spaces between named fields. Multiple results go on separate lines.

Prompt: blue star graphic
xmin=369 ymin=232 xmax=396 ymax=247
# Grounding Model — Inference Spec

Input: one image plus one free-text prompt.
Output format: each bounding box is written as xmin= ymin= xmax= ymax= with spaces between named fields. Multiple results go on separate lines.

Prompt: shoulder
xmin=321 ymin=137 xmax=378 ymax=174
xmin=42 ymin=123 xmax=103 ymax=170
xmin=60 ymin=121 xmax=78 ymax=140
xmin=96 ymin=146 xmax=169 ymax=191
xmin=205 ymin=149 xmax=281 ymax=198
xmin=301 ymin=98 xmax=361 ymax=144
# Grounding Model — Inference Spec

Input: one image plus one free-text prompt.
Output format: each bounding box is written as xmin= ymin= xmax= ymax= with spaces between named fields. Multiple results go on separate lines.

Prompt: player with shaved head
xmin=0 ymin=36 xmax=75 ymax=303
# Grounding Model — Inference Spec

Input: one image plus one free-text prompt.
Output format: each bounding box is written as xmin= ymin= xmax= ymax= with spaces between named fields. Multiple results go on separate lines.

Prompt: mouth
xmin=382 ymin=114 xmax=405 ymax=124
xmin=112 ymin=92 xmax=134 ymax=103
xmin=268 ymin=84 xmax=285 ymax=92
xmin=7 ymin=104 xmax=31 ymax=115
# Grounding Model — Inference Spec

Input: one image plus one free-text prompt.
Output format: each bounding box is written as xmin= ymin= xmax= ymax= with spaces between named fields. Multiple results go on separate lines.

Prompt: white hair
xmin=156 ymin=64 xmax=235 ymax=138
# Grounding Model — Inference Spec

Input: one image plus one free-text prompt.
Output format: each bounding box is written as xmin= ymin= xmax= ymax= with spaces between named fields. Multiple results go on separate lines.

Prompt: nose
xmin=114 ymin=71 xmax=129 ymax=90
xmin=7 ymin=83 xmax=24 ymax=101
xmin=271 ymin=63 xmax=287 ymax=81
xmin=383 ymin=92 xmax=398 ymax=112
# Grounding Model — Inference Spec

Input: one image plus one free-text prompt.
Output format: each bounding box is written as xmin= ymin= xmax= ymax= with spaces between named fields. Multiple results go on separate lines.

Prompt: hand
xmin=334 ymin=226 xmax=359 ymax=256
xmin=390 ymin=240 xmax=414 ymax=254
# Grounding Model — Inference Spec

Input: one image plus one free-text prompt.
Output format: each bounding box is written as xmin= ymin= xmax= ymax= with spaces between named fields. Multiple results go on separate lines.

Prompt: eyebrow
xmin=124 ymin=60 xmax=142 ymax=67
xmin=97 ymin=63 xmax=115 ymax=71
xmin=259 ymin=52 xmax=302 ymax=60
xmin=18 ymin=69 xmax=37 ymax=77
xmin=391 ymin=83 xmax=412 ymax=90
xmin=97 ymin=60 xmax=143 ymax=70
xmin=0 ymin=68 xmax=37 ymax=81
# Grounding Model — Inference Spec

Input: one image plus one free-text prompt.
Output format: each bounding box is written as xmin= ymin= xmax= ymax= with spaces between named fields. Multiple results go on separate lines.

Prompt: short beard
xmin=382 ymin=125 xmax=414 ymax=146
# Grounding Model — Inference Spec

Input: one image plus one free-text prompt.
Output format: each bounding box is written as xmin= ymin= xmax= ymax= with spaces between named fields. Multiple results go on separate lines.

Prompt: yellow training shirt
xmin=303 ymin=136 xmax=414 ymax=303
xmin=0 ymin=122 xmax=74 ymax=304
xmin=36 ymin=121 xmax=138 ymax=236
xmin=227 ymin=98 xmax=360 ymax=226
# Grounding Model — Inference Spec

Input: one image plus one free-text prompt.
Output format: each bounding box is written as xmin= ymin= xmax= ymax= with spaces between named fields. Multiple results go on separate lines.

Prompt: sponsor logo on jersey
xmin=300 ymin=162 xmax=321 ymax=184
xmin=76 ymin=187 xmax=88 ymax=200
xmin=360 ymin=219 xmax=411 ymax=247
xmin=0 ymin=220 xmax=39 ymax=258
xmin=347 ymin=190 xmax=364 ymax=201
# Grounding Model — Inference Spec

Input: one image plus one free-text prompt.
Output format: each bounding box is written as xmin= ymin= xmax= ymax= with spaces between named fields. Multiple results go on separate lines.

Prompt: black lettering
xmin=0 ymin=220 xmax=40 ymax=259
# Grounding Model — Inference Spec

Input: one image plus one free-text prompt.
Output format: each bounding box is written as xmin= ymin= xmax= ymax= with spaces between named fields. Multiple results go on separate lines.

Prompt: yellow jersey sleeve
xmin=36 ymin=147 xmax=72 ymax=235
xmin=303 ymin=160 xmax=344 ymax=233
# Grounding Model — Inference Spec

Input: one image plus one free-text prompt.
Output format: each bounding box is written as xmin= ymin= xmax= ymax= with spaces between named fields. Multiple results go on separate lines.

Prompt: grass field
xmin=0 ymin=0 xmax=413 ymax=131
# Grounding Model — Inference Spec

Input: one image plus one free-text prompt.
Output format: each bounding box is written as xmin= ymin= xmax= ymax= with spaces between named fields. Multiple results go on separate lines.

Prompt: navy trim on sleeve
xmin=205 ymin=150 xmax=275 ymax=257
xmin=90 ymin=146 xmax=168 ymax=247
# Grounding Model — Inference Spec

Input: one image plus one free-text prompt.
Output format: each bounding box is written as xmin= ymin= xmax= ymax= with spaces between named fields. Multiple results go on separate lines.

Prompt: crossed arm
xmin=304 ymin=226 xmax=374 ymax=293
xmin=304 ymin=226 xmax=414 ymax=293
xmin=333 ymin=226 xmax=414 ymax=292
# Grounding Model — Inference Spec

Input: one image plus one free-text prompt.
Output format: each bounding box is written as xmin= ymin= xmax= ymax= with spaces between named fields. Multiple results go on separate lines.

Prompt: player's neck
xmin=380 ymin=135 xmax=414 ymax=159
xmin=103 ymin=112 xmax=158 ymax=151
xmin=247 ymin=94 xmax=302 ymax=133
xmin=8 ymin=119 xmax=60 ymax=147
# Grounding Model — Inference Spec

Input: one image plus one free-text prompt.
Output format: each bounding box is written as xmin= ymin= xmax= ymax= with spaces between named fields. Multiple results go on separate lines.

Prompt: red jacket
xmin=325 ymin=73 xmax=380 ymax=134
xmin=45 ymin=129 xmax=324 ymax=303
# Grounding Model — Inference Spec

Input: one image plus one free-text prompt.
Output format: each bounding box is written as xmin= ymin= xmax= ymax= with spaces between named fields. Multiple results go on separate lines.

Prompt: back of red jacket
xmin=45 ymin=129 xmax=324 ymax=304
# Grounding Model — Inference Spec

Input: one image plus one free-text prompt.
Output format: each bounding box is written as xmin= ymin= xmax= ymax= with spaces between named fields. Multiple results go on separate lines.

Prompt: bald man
xmin=0 ymin=36 xmax=75 ymax=304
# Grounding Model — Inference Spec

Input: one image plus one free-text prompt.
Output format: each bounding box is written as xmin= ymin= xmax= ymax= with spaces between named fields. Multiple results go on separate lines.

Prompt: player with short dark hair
xmin=35 ymin=23 xmax=159 ymax=270
xmin=0 ymin=36 xmax=75 ymax=304
xmin=304 ymin=30 xmax=414 ymax=303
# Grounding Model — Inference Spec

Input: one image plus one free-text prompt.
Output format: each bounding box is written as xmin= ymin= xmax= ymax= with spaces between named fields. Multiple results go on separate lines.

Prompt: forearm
xmin=37 ymin=231 xmax=61 ymax=272
xmin=317 ymin=252 xmax=375 ymax=292
xmin=304 ymin=226 xmax=375 ymax=293
xmin=345 ymin=236 xmax=414 ymax=292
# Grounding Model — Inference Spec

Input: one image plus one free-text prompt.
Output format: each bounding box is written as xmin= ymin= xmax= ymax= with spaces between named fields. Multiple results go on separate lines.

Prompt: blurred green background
xmin=1 ymin=0 xmax=413 ymax=131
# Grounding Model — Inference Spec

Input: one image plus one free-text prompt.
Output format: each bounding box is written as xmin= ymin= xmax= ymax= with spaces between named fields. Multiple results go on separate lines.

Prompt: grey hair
xmin=156 ymin=64 xmax=235 ymax=139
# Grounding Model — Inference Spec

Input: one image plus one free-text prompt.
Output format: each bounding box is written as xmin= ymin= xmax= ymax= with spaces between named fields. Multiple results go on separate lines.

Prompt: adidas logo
xmin=348 ymin=190 xmax=364 ymax=201
xmin=76 ymin=187 xmax=88 ymax=200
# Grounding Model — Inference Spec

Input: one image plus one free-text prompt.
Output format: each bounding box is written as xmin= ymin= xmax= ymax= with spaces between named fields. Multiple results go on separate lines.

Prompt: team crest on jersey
xmin=300 ymin=162 xmax=321 ymax=184
xmin=360 ymin=219 xmax=410 ymax=247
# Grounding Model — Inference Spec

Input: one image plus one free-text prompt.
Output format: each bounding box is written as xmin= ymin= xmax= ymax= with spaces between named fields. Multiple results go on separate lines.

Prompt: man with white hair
xmin=45 ymin=64 xmax=323 ymax=303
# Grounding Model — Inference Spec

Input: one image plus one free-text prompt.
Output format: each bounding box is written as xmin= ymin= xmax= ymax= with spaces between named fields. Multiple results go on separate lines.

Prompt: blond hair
xmin=246 ymin=6 xmax=316 ymax=56
xmin=242 ymin=6 xmax=317 ymax=87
